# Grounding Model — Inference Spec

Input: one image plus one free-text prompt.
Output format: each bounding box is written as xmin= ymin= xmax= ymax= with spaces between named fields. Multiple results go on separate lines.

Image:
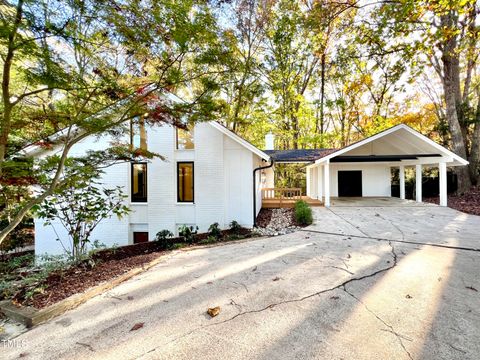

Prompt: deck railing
xmin=261 ymin=188 xmax=302 ymax=202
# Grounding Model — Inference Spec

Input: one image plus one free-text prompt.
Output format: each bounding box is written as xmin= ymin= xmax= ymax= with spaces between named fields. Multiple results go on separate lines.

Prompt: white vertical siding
xmin=146 ymin=125 xmax=176 ymax=239
xmin=224 ymin=139 xmax=250 ymax=227
xmin=194 ymin=123 xmax=225 ymax=232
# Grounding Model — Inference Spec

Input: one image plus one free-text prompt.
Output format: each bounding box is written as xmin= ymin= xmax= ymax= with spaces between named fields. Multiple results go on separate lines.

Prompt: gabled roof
xmin=209 ymin=122 xmax=270 ymax=161
xmin=264 ymin=149 xmax=336 ymax=163
xmin=314 ymin=124 xmax=469 ymax=166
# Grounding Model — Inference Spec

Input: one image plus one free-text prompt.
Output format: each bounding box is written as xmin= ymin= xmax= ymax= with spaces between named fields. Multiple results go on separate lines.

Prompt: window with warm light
xmin=177 ymin=162 xmax=194 ymax=202
xmin=131 ymin=118 xmax=147 ymax=151
xmin=131 ymin=163 xmax=147 ymax=202
xmin=176 ymin=127 xmax=194 ymax=150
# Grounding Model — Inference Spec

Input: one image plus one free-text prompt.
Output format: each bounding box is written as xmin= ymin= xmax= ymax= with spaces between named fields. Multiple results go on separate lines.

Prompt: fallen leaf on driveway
xmin=330 ymin=296 xmax=339 ymax=300
xmin=130 ymin=323 xmax=144 ymax=331
xmin=207 ymin=306 xmax=221 ymax=317
xmin=405 ymin=294 xmax=413 ymax=299
xmin=252 ymin=266 xmax=257 ymax=272
xmin=466 ymin=286 xmax=478 ymax=292
xmin=272 ymin=277 xmax=281 ymax=281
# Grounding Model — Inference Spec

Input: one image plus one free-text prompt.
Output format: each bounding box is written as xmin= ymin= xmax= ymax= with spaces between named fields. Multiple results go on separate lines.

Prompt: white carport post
xmin=439 ymin=162 xmax=447 ymax=206
xmin=415 ymin=164 xmax=422 ymax=202
xmin=317 ymin=165 xmax=323 ymax=201
xmin=399 ymin=165 xmax=405 ymax=200
xmin=306 ymin=167 xmax=311 ymax=197
xmin=324 ymin=161 xmax=330 ymax=207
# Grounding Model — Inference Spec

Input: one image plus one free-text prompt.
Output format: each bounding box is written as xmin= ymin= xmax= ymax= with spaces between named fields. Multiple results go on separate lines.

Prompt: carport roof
xmin=313 ymin=124 xmax=469 ymax=167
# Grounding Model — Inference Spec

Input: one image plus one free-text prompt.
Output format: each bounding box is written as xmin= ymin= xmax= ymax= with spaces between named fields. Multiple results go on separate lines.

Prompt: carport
xmin=305 ymin=124 xmax=469 ymax=207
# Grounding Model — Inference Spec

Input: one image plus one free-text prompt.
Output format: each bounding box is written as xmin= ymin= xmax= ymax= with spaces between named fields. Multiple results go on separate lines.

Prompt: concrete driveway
xmin=4 ymin=203 xmax=480 ymax=360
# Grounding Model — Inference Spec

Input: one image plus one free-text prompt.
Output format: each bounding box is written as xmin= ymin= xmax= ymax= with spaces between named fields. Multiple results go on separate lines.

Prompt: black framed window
xmin=177 ymin=162 xmax=194 ymax=202
xmin=131 ymin=163 xmax=147 ymax=202
xmin=176 ymin=127 xmax=194 ymax=150
xmin=131 ymin=117 xmax=148 ymax=151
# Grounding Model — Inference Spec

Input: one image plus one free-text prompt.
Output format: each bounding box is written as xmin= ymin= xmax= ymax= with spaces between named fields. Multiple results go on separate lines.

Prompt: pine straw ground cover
xmin=424 ymin=185 xmax=480 ymax=216
xmin=1 ymin=228 xmax=255 ymax=310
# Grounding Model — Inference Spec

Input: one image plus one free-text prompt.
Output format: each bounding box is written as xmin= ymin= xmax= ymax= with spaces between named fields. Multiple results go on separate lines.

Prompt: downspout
xmin=253 ymin=158 xmax=274 ymax=227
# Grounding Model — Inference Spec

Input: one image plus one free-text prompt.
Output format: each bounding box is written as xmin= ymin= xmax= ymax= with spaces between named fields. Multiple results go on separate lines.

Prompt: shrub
xmin=154 ymin=230 xmax=174 ymax=249
xmin=178 ymin=225 xmax=198 ymax=243
xmin=229 ymin=220 xmax=242 ymax=234
xmin=294 ymin=200 xmax=313 ymax=225
xmin=208 ymin=222 xmax=222 ymax=239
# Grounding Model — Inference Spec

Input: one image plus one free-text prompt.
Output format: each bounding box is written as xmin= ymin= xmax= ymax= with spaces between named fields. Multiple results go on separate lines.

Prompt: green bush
xmin=155 ymin=230 xmax=174 ymax=249
xmin=229 ymin=220 xmax=242 ymax=234
xmin=178 ymin=225 xmax=198 ymax=243
xmin=208 ymin=222 xmax=222 ymax=239
xmin=294 ymin=200 xmax=313 ymax=225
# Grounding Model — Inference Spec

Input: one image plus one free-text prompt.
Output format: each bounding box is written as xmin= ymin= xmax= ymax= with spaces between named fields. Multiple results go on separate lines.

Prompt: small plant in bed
xmin=229 ymin=220 xmax=242 ymax=234
xmin=294 ymin=200 xmax=313 ymax=225
xmin=208 ymin=222 xmax=222 ymax=239
xmin=178 ymin=225 xmax=198 ymax=244
xmin=155 ymin=230 xmax=174 ymax=249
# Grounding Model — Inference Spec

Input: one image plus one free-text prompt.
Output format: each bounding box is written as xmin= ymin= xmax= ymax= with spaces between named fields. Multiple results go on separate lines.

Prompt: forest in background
xmin=0 ymin=0 xmax=479 ymax=245
xmin=212 ymin=0 xmax=480 ymax=194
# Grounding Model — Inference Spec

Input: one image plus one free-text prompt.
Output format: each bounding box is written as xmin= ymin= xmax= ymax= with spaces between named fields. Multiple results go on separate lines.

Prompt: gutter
xmin=253 ymin=158 xmax=274 ymax=227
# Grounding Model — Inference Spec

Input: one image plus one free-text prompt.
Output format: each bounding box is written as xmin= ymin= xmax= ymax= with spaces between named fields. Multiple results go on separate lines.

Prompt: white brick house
xmin=32 ymin=121 xmax=271 ymax=255
xmin=30 ymin=121 xmax=468 ymax=256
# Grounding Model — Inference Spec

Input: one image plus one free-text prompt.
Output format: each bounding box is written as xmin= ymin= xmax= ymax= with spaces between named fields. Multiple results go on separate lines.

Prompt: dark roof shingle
xmin=263 ymin=149 xmax=336 ymax=163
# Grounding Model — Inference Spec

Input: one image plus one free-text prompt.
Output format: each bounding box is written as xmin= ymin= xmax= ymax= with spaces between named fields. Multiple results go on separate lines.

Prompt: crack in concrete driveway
xmin=3 ymin=205 xmax=480 ymax=360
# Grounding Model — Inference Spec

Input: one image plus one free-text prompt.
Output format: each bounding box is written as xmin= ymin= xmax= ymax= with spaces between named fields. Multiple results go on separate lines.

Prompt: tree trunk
xmin=440 ymin=12 xmax=471 ymax=194
xmin=317 ymin=53 xmax=326 ymax=140
xmin=469 ymin=98 xmax=480 ymax=184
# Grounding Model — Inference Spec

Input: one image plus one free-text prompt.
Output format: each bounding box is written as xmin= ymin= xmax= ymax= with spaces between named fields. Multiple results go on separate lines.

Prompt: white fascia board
xmin=315 ymin=124 xmax=469 ymax=166
xmin=209 ymin=121 xmax=270 ymax=161
xmin=399 ymin=125 xmax=468 ymax=165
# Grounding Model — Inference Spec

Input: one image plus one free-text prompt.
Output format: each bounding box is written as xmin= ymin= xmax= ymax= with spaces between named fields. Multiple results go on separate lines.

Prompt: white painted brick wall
xmin=194 ymin=123 xmax=225 ymax=232
xmin=35 ymin=122 xmax=263 ymax=255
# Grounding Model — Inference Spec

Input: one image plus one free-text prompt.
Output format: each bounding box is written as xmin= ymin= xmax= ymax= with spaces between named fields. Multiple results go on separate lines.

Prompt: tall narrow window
xmin=131 ymin=163 xmax=147 ymax=202
xmin=131 ymin=118 xmax=147 ymax=151
xmin=177 ymin=162 xmax=194 ymax=202
xmin=176 ymin=127 xmax=194 ymax=150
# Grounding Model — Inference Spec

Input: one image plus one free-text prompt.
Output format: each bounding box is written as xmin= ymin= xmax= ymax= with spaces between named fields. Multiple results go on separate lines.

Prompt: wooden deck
xmin=261 ymin=195 xmax=323 ymax=209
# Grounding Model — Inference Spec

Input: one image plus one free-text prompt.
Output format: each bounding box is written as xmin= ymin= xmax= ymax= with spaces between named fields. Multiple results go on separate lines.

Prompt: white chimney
xmin=265 ymin=132 xmax=275 ymax=150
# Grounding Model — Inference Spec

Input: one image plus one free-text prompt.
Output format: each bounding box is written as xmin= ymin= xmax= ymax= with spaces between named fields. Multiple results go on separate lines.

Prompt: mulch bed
xmin=424 ymin=185 xmax=480 ymax=216
xmin=256 ymin=209 xmax=273 ymax=228
xmin=8 ymin=229 xmax=255 ymax=310
xmin=24 ymin=251 xmax=165 ymax=309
